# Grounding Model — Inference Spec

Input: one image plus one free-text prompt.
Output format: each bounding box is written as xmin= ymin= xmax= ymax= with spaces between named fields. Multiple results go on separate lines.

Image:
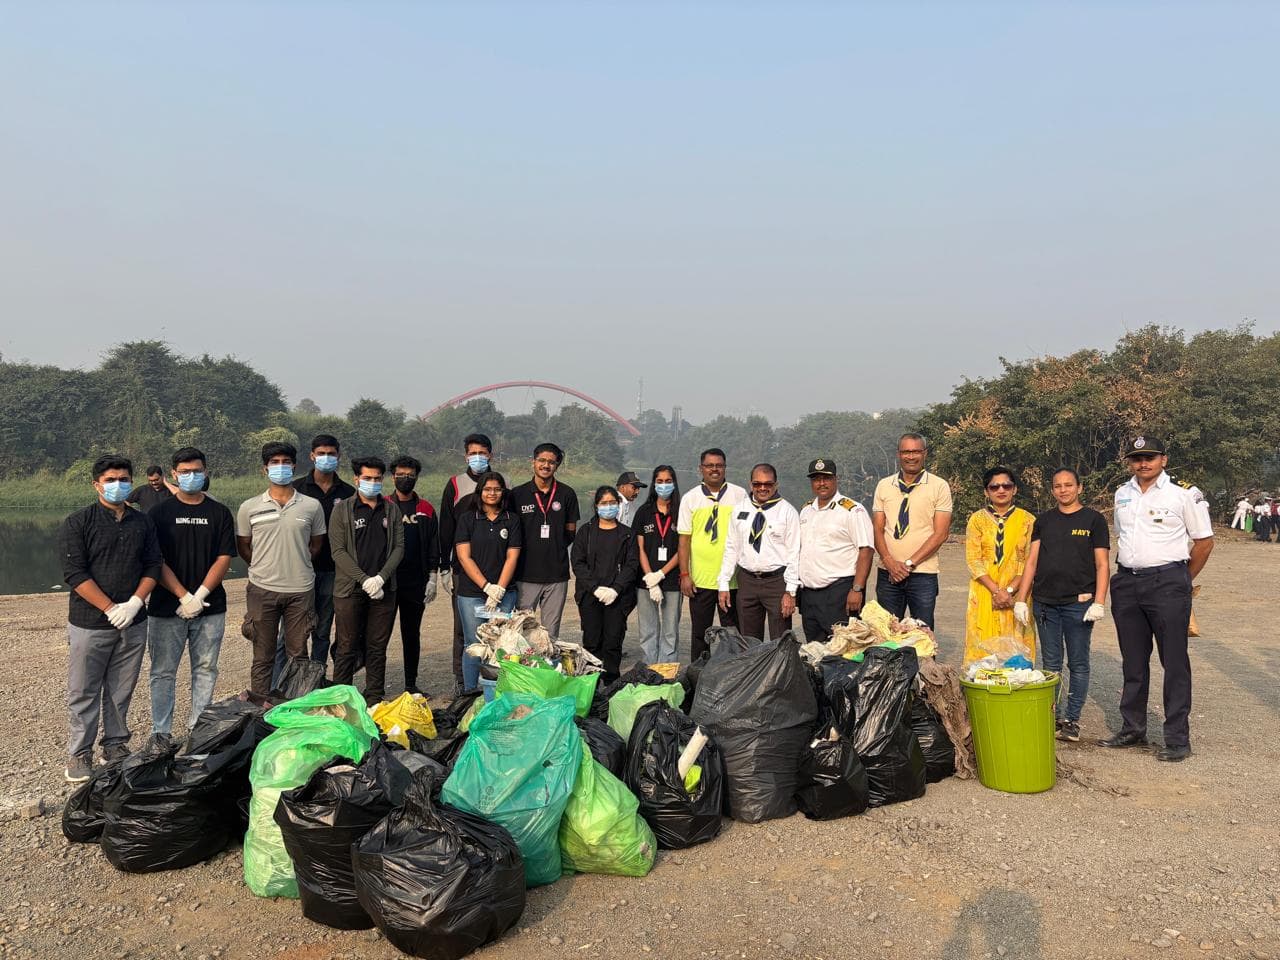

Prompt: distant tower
xmin=671 ymin=405 xmax=683 ymax=437
xmin=636 ymin=378 xmax=644 ymax=423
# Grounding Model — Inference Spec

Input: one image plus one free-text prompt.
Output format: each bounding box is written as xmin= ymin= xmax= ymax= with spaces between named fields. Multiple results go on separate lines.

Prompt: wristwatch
xmin=850 ymin=583 xmax=865 ymax=593
xmin=904 ymin=559 xmax=915 ymax=571
xmin=1005 ymin=586 xmax=1015 ymax=595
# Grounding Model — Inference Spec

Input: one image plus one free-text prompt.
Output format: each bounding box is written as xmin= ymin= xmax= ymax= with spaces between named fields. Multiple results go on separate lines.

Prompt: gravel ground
xmin=0 ymin=536 xmax=1276 ymax=960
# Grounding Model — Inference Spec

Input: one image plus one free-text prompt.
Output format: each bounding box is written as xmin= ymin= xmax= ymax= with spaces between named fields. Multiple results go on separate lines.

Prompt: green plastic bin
xmin=961 ymin=673 xmax=1060 ymax=793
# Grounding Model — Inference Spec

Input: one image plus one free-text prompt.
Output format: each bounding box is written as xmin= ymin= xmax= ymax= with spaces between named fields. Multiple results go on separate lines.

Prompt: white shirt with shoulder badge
xmin=717 ymin=498 xmax=801 ymax=593
xmin=1113 ymin=471 xmax=1213 ymax=569
xmin=798 ymin=491 xmax=875 ymax=590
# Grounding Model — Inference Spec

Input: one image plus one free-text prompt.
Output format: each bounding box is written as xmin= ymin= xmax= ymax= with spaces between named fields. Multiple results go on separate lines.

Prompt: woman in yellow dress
xmin=964 ymin=466 xmax=1036 ymax=663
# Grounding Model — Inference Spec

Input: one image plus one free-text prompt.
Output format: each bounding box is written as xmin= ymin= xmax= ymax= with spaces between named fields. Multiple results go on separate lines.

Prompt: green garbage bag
xmin=244 ymin=685 xmax=379 ymax=898
xmin=441 ymin=693 xmax=582 ymax=887
xmin=560 ymin=749 xmax=657 ymax=877
xmin=607 ymin=683 xmax=685 ymax=742
xmin=495 ymin=659 xmax=599 ymax=718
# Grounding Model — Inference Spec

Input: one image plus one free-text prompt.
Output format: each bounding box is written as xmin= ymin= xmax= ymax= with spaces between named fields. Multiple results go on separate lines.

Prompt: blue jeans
xmin=635 ymin=588 xmax=682 ymax=664
xmin=148 ymin=613 xmax=225 ymax=736
xmin=1034 ymin=600 xmax=1092 ymax=722
xmin=874 ymin=569 xmax=939 ymax=629
xmin=272 ymin=570 xmax=335 ymax=688
xmin=456 ymin=590 xmax=517 ymax=690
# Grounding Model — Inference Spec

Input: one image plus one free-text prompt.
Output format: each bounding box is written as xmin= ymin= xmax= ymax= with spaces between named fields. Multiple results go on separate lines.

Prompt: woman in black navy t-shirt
xmin=454 ymin=471 xmax=522 ymax=690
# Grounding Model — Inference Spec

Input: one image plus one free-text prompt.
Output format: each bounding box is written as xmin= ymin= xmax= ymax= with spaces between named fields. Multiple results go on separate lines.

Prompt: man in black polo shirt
xmin=60 ymin=455 xmax=163 ymax=783
xmin=511 ymin=442 xmax=579 ymax=639
xmin=284 ymin=433 xmax=354 ymax=679
xmin=126 ymin=464 xmax=175 ymax=513
xmin=330 ymin=456 xmax=404 ymax=704
xmin=389 ymin=455 xmax=440 ymax=694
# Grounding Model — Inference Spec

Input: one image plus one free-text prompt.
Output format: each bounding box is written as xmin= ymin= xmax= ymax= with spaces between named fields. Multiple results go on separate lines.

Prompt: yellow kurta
xmin=964 ymin=506 xmax=1036 ymax=663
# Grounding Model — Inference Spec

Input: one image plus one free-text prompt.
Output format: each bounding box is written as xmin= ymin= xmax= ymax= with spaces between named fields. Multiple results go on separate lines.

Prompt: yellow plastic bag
xmin=369 ymin=692 xmax=437 ymax=747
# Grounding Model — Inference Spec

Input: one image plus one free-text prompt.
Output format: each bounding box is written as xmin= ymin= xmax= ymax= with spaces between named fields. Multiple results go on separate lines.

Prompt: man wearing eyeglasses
xmin=871 ymin=433 xmax=953 ymax=629
xmin=1100 ymin=436 xmax=1213 ymax=762
xmin=510 ymin=442 xmax=580 ymax=639
xmin=717 ymin=463 xmax=800 ymax=641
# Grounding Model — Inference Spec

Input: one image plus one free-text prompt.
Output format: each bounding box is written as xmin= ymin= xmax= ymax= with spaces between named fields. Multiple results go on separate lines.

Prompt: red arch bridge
xmin=422 ymin=380 xmax=641 ymax=437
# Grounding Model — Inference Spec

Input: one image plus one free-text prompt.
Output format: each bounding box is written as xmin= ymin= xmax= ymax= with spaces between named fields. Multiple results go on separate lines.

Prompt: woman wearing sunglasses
xmin=963 ymin=466 xmax=1036 ymax=665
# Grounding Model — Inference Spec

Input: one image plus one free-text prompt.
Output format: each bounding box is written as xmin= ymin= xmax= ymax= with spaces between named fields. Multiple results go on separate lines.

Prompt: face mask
xmin=313 ymin=454 xmax=338 ymax=473
xmin=358 ymin=478 xmax=383 ymax=498
xmin=655 ymin=482 xmax=674 ymax=498
xmin=467 ymin=454 xmax=490 ymax=473
xmin=99 ymin=479 xmax=132 ymax=504
xmin=394 ymin=476 xmax=417 ymax=494
xmin=596 ymin=503 xmax=620 ymax=521
xmin=177 ymin=472 xmax=206 ymax=494
xmin=267 ymin=464 xmax=294 ymax=485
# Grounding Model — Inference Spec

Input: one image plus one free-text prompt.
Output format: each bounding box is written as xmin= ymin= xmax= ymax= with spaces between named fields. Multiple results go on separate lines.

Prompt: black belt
xmin=1117 ymin=560 xmax=1186 ymax=576
xmin=738 ymin=566 xmax=785 ymax=580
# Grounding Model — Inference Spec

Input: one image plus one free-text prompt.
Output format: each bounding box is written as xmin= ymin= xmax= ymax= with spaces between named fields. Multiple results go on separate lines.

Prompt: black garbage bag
xmin=271 ymin=656 xmax=329 ymax=701
xmin=62 ymin=760 xmax=125 ymax=843
xmin=688 ymin=628 xmax=817 ymax=823
xmin=624 ymin=700 xmax=725 ymax=849
xmin=275 ymin=741 xmax=425 ymax=929
xmin=825 ymin=646 xmax=926 ymax=807
xmin=910 ymin=698 xmax=956 ymax=782
xmin=676 ymin=651 xmax=710 ymax=702
xmin=352 ymin=768 xmax=526 ymax=960
xmin=575 ymin=716 xmax=626 ymax=777
xmin=181 ymin=697 xmax=271 ymax=832
xmin=100 ymin=740 xmax=249 ymax=872
xmin=590 ymin=664 xmax=668 ymax=720
xmin=795 ymin=731 xmax=869 ymax=820
xmin=407 ymin=729 xmax=469 ymax=771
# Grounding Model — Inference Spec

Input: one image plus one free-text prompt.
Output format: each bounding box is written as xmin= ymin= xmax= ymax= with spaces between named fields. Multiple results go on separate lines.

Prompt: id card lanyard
xmin=654 ymin=509 xmax=673 ymax=563
xmin=534 ymin=481 xmax=558 ymax=540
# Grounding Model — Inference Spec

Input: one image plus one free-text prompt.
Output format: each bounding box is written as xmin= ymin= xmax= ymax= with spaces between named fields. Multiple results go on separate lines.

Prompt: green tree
xmin=343 ymin=399 xmax=405 ymax=461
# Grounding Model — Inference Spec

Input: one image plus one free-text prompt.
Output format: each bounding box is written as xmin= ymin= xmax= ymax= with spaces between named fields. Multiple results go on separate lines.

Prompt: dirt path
xmin=0 ymin=536 xmax=1276 ymax=960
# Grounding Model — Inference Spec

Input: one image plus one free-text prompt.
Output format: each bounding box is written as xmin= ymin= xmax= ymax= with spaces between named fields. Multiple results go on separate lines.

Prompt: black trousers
xmin=689 ymin=587 xmax=737 ymax=662
xmin=799 ymin=576 xmax=855 ymax=641
xmin=1111 ymin=563 xmax=1193 ymax=748
xmin=578 ymin=594 xmax=628 ymax=682
xmin=334 ymin=592 xmax=398 ymax=703
xmin=735 ymin=569 xmax=791 ymax=640
xmin=396 ymin=592 xmax=425 ymax=689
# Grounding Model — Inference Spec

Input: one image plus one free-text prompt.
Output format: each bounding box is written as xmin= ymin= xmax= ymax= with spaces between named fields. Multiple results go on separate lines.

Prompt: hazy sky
xmin=1 ymin=1 xmax=1276 ymax=426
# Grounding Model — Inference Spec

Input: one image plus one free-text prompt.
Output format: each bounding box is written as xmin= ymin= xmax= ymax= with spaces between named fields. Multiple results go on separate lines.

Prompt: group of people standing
xmin=1231 ymin=494 xmax=1280 ymax=541
xmin=58 ymin=428 xmax=1214 ymax=785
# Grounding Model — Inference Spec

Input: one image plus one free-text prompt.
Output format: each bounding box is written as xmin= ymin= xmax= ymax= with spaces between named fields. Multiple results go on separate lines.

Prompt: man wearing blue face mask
xmin=236 ymin=442 xmax=327 ymax=696
xmin=60 ymin=455 xmax=163 ymax=783
xmin=287 ymin=434 xmax=354 ymax=675
xmin=144 ymin=447 xmax=236 ymax=750
xmin=437 ymin=432 xmax=493 ymax=693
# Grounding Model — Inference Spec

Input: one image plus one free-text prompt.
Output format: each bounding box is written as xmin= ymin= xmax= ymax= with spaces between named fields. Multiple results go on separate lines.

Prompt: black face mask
xmin=394 ymin=476 xmax=417 ymax=494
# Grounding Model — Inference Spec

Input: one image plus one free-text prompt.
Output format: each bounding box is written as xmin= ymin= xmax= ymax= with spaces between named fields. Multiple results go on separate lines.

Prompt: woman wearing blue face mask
xmin=631 ymin=466 xmax=683 ymax=664
xmin=570 ymin=486 xmax=640 ymax=683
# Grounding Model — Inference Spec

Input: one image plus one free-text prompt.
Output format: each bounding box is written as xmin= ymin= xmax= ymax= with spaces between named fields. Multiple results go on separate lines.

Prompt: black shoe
xmin=405 ymin=684 xmax=421 ymax=696
xmin=1057 ymin=720 xmax=1081 ymax=742
xmin=101 ymin=743 xmax=132 ymax=764
xmin=1098 ymin=730 xmax=1148 ymax=748
xmin=1156 ymin=744 xmax=1191 ymax=762
xmin=144 ymin=732 xmax=173 ymax=755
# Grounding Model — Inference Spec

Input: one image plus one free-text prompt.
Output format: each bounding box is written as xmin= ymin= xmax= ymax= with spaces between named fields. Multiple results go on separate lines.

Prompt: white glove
xmin=362 ymin=575 xmax=385 ymax=598
xmin=1082 ymin=602 xmax=1106 ymax=623
xmin=178 ymin=592 xmax=208 ymax=619
xmin=594 ymin=586 xmax=618 ymax=606
xmin=439 ymin=570 xmax=453 ymax=595
xmin=642 ymin=571 xmax=665 ymax=589
xmin=648 ymin=585 xmax=663 ymax=604
xmin=372 ymin=587 xmax=385 ymax=600
xmin=484 ymin=594 xmax=501 ymax=612
xmin=424 ymin=572 xmax=438 ymax=604
xmin=1013 ymin=601 xmax=1029 ymax=626
xmin=106 ymin=595 xmax=144 ymax=629
xmin=483 ymin=582 xmax=506 ymax=604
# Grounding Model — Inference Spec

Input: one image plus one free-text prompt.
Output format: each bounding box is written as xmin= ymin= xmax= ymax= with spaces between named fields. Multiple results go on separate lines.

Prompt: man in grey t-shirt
xmin=235 ymin=441 xmax=326 ymax=694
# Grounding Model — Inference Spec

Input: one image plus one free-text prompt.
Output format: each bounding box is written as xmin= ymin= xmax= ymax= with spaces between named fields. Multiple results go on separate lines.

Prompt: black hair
xmin=92 ymin=455 xmax=132 ymax=480
xmin=351 ymin=456 xmax=387 ymax=476
xmin=473 ymin=470 xmax=508 ymax=510
xmin=594 ymin=485 xmax=621 ymax=505
xmin=644 ymin=465 xmax=681 ymax=515
xmin=311 ymin=434 xmax=340 ymax=452
xmin=171 ymin=447 xmax=207 ymax=469
xmin=464 ymin=433 xmax=492 ymax=453
xmin=390 ymin=455 xmax=421 ymax=475
xmin=983 ymin=465 xmax=1019 ymax=489
xmin=750 ymin=462 xmax=778 ymax=482
xmin=1051 ymin=466 xmax=1081 ymax=485
xmin=533 ymin=442 xmax=564 ymax=464
xmin=261 ymin=441 xmax=297 ymax=465
xmin=699 ymin=447 xmax=726 ymax=464
xmin=145 ymin=464 xmax=163 ymax=477
xmin=898 ymin=432 xmax=928 ymax=451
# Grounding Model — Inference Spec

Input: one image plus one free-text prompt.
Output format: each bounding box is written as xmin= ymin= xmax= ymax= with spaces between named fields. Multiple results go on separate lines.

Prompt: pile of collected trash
xmin=62 ymin=615 xmax=976 ymax=960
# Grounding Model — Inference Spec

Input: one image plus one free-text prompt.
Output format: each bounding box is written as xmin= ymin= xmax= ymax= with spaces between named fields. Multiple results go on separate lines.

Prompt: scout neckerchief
xmin=986 ymin=505 xmax=1014 ymax=565
xmin=701 ymin=483 xmax=728 ymax=543
xmin=892 ymin=472 xmax=924 ymax=540
xmin=749 ymin=495 xmax=782 ymax=553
